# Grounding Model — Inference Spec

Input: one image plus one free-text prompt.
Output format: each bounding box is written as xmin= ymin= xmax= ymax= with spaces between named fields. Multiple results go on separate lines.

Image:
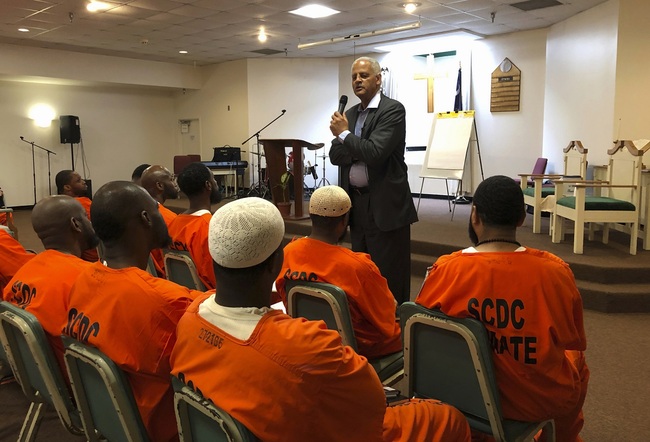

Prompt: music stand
xmin=242 ymin=110 xmax=286 ymax=198
xmin=315 ymin=152 xmax=331 ymax=189
xmin=19 ymin=136 xmax=56 ymax=204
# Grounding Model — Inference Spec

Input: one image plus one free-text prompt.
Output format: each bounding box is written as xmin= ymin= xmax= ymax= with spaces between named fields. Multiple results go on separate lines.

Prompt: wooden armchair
xmin=519 ymin=141 xmax=588 ymax=234
xmin=552 ymin=140 xmax=650 ymax=254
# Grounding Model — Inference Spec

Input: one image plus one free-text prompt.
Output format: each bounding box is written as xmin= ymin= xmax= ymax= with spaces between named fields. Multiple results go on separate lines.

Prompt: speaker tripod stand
xmin=314 ymin=152 xmax=331 ymax=189
xmin=246 ymin=147 xmax=270 ymax=199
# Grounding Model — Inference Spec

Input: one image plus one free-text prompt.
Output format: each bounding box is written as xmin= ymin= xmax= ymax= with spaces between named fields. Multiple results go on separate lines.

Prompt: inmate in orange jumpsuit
xmin=416 ymin=247 xmax=589 ymax=442
xmin=3 ymin=250 xmax=91 ymax=377
xmin=0 ymin=230 xmax=34 ymax=292
xmin=275 ymin=237 xmax=401 ymax=359
xmin=75 ymin=196 xmax=98 ymax=262
xmin=170 ymin=293 xmax=471 ymax=442
xmin=150 ymin=203 xmax=178 ymax=278
xmin=63 ymin=263 xmax=201 ymax=442
xmin=167 ymin=211 xmax=215 ymax=288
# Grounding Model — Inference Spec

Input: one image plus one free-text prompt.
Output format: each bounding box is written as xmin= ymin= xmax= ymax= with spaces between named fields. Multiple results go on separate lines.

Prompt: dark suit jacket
xmin=330 ymin=93 xmax=418 ymax=231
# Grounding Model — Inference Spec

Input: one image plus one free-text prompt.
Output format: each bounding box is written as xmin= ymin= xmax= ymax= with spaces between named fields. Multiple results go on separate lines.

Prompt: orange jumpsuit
xmin=0 ymin=230 xmax=34 ymax=292
xmin=167 ymin=212 xmax=215 ymax=289
xmin=275 ymin=237 xmax=401 ymax=359
xmin=3 ymin=250 xmax=91 ymax=378
xmin=75 ymin=196 xmax=99 ymax=262
xmin=63 ymin=263 xmax=201 ymax=442
xmin=150 ymin=203 xmax=178 ymax=278
xmin=170 ymin=293 xmax=471 ymax=442
xmin=416 ymin=247 xmax=589 ymax=442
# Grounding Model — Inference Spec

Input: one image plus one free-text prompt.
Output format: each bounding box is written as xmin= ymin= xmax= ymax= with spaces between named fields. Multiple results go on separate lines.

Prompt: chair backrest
xmin=606 ymin=140 xmax=647 ymax=203
xmin=174 ymin=155 xmax=202 ymax=176
xmin=164 ymin=249 xmax=207 ymax=291
xmin=171 ymin=376 xmax=257 ymax=442
xmin=62 ymin=335 xmax=149 ymax=442
xmin=285 ymin=281 xmax=358 ymax=351
xmin=563 ymin=140 xmax=588 ymax=179
xmin=531 ymin=157 xmax=547 ymax=175
xmin=0 ymin=301 xmax=82 ymax=435
xmin=399 ymin=302 xmax=505 ymax=437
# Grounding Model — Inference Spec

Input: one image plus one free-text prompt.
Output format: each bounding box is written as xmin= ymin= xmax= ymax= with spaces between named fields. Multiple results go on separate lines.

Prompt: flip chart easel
xmin=418 ymin=110 xmax=484 ymax=220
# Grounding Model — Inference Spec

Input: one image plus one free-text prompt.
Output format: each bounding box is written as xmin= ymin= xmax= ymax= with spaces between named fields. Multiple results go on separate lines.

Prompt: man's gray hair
xmin=353 ymin=56 xmax=381 ymax=75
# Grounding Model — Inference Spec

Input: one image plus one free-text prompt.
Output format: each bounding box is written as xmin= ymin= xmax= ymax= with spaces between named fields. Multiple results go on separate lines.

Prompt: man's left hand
xmin=330 ymin=112 xmax=348 ymax=137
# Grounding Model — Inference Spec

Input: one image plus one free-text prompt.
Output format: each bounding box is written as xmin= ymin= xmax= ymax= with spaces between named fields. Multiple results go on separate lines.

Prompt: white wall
xmin=247 ymin=58 xmax=340 ymax=188
xmin=471 ymin=28 xmax=548 ymax=185
xmin=174 ymin=60 xmax=249 ymax=162
xmin=543 ymin=0 xmax=618 ymax=170
xmin=0 ymin=80 xmax=176 ymax=206
xmin=614 ymin=0 xmax=650 ymax=142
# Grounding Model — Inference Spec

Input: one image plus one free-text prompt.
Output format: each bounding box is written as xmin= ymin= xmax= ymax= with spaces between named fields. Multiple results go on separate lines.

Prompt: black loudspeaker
xmin=60 ymin=115 xmax=81 ymax=144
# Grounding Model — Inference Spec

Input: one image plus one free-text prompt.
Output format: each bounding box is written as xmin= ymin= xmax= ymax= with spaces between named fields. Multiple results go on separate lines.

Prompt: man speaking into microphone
xmin=329 ymin=56 xmax=418 ymax=305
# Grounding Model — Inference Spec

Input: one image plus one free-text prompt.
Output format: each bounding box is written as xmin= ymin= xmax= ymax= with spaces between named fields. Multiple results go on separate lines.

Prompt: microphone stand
xmin=20 ymin=136 xmax=57 ymax=205
xmin=242 ymin=110 xmax=286 ymax=198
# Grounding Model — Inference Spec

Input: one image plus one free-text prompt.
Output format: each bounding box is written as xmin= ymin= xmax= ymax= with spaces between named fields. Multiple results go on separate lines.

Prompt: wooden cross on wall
xmin=414 ymin=56 xmax=446 ymax=113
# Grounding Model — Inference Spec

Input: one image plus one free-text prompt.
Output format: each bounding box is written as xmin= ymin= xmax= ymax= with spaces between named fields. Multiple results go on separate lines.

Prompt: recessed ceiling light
xmin=179 ymin=50 xmax=188 ymax=54
xmin=290 ymin=5 xmax=340 ymax=19
xmin=402 ymin=2 xmax=421 ymax=14
xmin=87 ymin=1 xmax=110 ymax=12
xmin=258 ymin=26 xmax=267 ymax=42
xmin=18 ymin=28 xmax=30 ymax=32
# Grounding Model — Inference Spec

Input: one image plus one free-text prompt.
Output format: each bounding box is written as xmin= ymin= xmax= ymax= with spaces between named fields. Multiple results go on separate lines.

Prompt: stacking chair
xmin=400 ymin=302 xmax=555 ymax=442
xmin=0 ymin=301 xmax=83 ymax=441
xmin=171 ymin=376 xmax=258 ymax=442
xmin=552 ymin=140 xmax=650 ymax=254
xmin=165 ymin=249 xmax=207 ymax=291
xmin=519 ymin=142 xmax=588 ymax=234
xmin=286 ymin=281 xmax=404 ymax=386
xmin=62 ymin=335 xmax=149 ymax=442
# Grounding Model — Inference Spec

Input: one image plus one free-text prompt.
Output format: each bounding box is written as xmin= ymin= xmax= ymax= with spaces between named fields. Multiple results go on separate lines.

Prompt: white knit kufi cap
xmin=309 ymin=185 xmax=351 ymax=217
xmin=208 ymin=197 xmax=285 ymax=269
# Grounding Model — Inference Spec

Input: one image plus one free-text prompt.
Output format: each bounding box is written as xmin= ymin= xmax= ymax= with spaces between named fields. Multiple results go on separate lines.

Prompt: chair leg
xmin=573 ymin=221 xmax=584 ymax=254
xmin=18 ymin=402 xmax=45 ymax=442
xmin=551 ymin=214 xmax=562 ymax=243
xmin=602 ymin=223 xmax=610 ymax=244
xmin=631 ymin=222 xmax=638 ymax=255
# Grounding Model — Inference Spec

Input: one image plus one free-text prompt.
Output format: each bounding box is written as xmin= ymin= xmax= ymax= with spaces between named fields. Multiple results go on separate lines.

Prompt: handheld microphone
xmin=281 ymin=109 xmax=286 ymax=113
xmin=337 ymin=95 xmax=348 ymax=115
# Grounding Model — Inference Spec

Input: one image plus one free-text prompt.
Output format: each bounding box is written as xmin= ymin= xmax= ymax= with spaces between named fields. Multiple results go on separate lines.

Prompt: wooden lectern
xmin=260 ymin=139 xmax=323 ymax=219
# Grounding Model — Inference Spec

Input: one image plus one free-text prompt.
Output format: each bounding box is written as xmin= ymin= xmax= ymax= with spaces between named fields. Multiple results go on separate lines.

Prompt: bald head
xmin=91 ymin=181 xmax=170 ymax=249
xmin=140 ymin=165 xmax=179 ymax=203
xmin=31 ymin=195 xmax=98 ymax=254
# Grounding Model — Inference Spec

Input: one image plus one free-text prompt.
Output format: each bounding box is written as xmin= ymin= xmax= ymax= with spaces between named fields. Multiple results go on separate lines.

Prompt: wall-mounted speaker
xmin=60 ymin=115 xmax=81 ymax=144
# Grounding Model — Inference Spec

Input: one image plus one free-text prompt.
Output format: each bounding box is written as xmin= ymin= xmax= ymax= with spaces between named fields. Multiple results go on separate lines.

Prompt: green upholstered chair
xmin=286 ymin=281 xmax=404 ymax=386
xmin=0 ymin=301 xmax=83 ymax=441
xmin=164 ymin=249 xmax=207 ymax=291
xmin=399 ymin=302 xmax=555 ymax=442
xmin=62 ymin=335 xmax=149 ymax=442
xmin=171 ymin=376 xmax=258 ymax=442
xmin=552 ymin=140 xmax=650 ymax=254
xmin=519 ymin=141 xmax=588 ymax=234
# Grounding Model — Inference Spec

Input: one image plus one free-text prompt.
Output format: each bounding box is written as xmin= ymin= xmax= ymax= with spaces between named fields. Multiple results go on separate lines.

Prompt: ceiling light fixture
xmin=18 ymin=28 xmax=30 ymax=32
xmin=87 ymin=1 xmax=110 ymax=12
xmin=290 ymin=5 xmax=340 ymax=19
xmin=402 ymin=2 xmax=421 ymax=14
xmin=298 ymin=21 xmax=421 ymax=50
xmin=258 ymin=27 xmax=267 ymax=43
xmin=179 ymin=50 xmax=188 ymax=54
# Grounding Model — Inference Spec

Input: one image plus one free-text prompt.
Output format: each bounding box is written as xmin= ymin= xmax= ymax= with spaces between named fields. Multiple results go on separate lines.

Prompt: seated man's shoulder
xmin=524 ymin=247 xmax=572 ymax=270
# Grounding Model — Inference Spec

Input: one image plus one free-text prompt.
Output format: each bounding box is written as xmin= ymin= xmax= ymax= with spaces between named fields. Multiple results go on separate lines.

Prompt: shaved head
xmin=31 ymin=195 xmax=98 ymax=253
xmin=91 ymin=181 xmax=170 ymax=249
xmin=140 ymin=165 xmax=179 ymax=203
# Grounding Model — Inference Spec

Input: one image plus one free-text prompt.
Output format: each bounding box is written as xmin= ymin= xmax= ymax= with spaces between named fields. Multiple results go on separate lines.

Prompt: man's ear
xmin=140 ymin=210 xmax=152 ymax=226
xmin=70 ymin=217 xmax=82 ymax=233
xmin=470 ymin=205 xmax=480 ymax=226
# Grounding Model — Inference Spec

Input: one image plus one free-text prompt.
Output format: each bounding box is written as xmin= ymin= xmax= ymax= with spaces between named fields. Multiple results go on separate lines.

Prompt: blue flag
xmin=454 ymin=67 xmax=462 ymax=112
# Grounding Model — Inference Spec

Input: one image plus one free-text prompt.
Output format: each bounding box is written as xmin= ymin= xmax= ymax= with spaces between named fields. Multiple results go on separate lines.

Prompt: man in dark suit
xmin=329 ymin=56 xmax=418 ymax=305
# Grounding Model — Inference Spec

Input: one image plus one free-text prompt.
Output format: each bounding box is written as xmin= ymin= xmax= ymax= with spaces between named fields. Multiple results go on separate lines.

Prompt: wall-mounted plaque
xmin=490 ymin=58 xmax=520 ymax=112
